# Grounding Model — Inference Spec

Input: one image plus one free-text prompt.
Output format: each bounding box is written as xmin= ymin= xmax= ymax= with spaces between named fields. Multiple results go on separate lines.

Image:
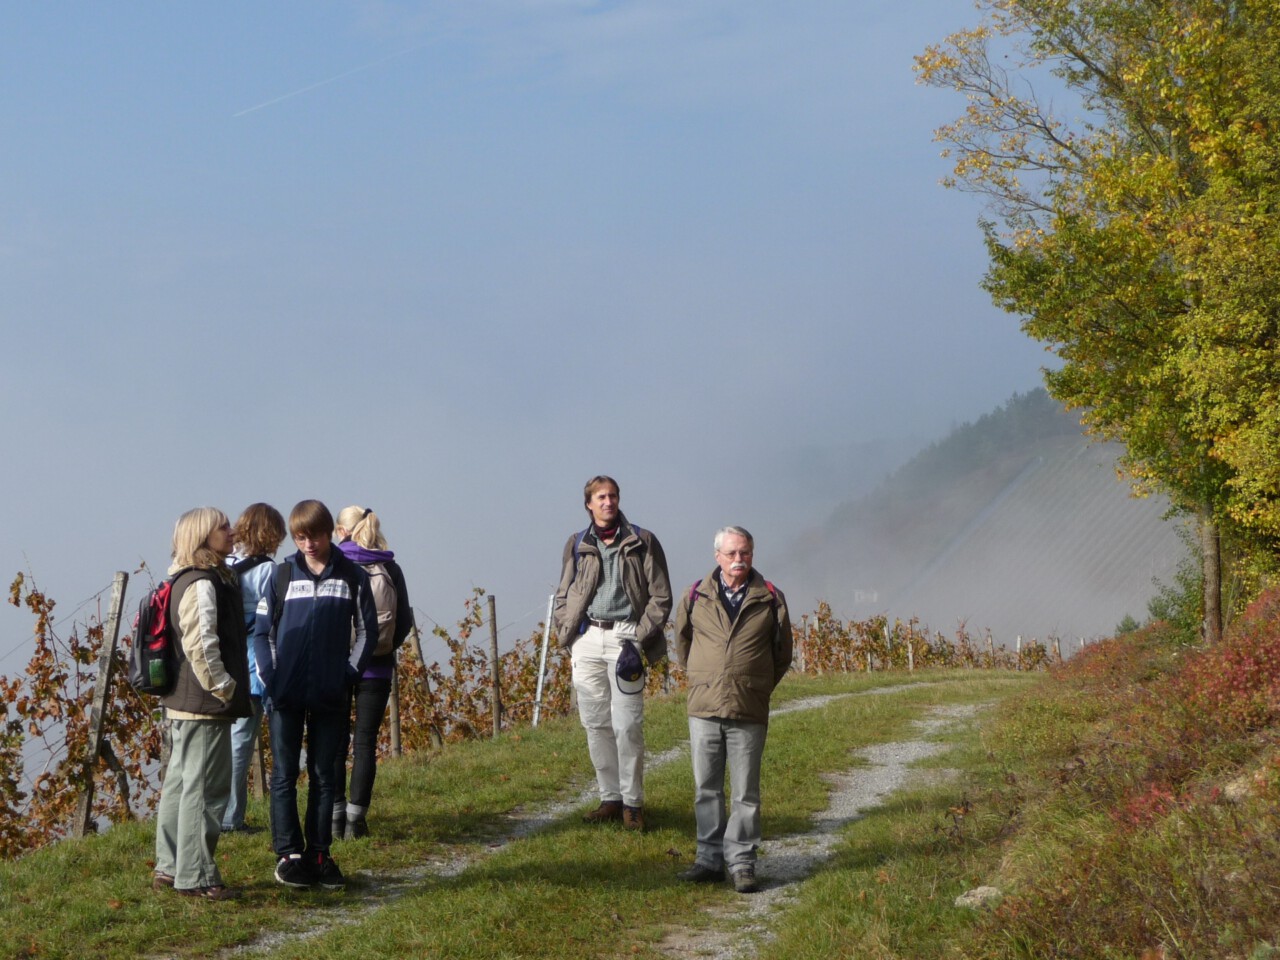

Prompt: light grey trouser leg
xmin=689 ymin=716 xmax=767 ymax=869
xmin=155 ymin=718 xmax=232 ymax=889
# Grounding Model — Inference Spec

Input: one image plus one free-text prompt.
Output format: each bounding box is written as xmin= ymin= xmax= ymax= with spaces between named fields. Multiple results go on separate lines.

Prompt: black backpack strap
xmin=270 ymin=561 xmax=293 ymax=632
xmin=231 ymin=554 xmax=272 ymax=574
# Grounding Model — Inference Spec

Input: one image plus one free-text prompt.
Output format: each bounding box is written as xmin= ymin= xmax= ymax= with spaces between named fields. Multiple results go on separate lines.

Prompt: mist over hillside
xmin=774 ymin=390 xmax=1188 ymax=644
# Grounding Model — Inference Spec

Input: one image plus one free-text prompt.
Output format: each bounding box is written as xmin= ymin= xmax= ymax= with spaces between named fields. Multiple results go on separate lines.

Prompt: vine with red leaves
xmin=0 ymin=576 xmax=1050 ymax=860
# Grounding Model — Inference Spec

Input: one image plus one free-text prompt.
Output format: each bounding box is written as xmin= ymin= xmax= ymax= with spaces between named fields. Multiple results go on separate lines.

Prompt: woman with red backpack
xmin=153 ymin=507 xmax=251 ymax=900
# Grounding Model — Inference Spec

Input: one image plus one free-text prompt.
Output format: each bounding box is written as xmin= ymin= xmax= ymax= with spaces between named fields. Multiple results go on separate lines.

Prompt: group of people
xmin=152 ymin=500 xmax=412 ymax=900
xmin=150 ymin=475 xmax=792 ymax=902
xmin=553 ymin=475 xmax=793 ymax=895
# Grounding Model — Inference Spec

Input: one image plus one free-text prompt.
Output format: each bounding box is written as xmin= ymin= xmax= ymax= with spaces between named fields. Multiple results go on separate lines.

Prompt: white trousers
xmin=571 ymin=622 xmax=645 ymax=807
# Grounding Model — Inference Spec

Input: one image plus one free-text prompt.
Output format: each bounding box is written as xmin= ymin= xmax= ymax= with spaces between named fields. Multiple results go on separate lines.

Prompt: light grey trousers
xmin=688 ymin=715 xmax=768 ymax=870
xmin=155 ymin=717 xmax=232 ymax=890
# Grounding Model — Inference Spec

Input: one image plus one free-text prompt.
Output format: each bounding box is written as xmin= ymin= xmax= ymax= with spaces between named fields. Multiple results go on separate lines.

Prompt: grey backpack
xmin=363 ymin=562 xmax=398 ymax=656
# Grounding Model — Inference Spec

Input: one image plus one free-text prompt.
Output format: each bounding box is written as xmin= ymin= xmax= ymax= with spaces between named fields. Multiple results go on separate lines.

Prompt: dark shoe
xmin=152 ymin=872 xmax=175 ymax=892
xmin=678 ymin=863 xmax=726 ymax=884
xmin=176 ymin=884 xmax=237 ymax=901
xmin=622 ymin=805 xmax=645 ymax=832
xmin=582 ymin=800 xmax=624 ymax=823
xmin=345 ymin=816 xmax=369 ymax=840
xmin=730 ymin=864 xmax=759 ymax=893
xmin=314 ymin=852 xmax=346 ymax=891
xmin=274 ymin=854 xmax=315 ymax=889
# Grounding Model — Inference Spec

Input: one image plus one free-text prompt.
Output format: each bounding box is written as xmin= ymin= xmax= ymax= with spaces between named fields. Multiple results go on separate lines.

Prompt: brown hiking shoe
xmin=582 ymin=800 xmax=624 ymax=823
xmin=622 ymin=805 xmax=645 ymax=832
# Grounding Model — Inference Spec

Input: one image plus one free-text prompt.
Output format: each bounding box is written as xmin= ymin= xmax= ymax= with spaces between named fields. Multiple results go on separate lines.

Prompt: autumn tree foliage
xmin=0 ymin=573 xmax=161 ymax=858
xmin=916 ymin=0 xmax=1280 ymax=639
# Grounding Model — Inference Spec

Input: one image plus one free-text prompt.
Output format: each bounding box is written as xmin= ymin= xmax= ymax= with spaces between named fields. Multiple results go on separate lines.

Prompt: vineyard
xmin=0 ymin=572 xmax=1053 ymax=861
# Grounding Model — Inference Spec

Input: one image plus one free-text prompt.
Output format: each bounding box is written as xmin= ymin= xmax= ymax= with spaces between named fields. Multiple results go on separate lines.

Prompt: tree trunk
xmin=1200 ymin=509 xmax=1222 ymax=643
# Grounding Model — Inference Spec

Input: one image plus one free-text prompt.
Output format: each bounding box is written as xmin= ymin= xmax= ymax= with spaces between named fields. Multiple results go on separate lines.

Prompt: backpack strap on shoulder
xmin=270 ymin=561 xmax=292 ymax=632
xmin=231 ymin=554 xmax=271 ymax=574
xmin=688 ymin=578 xmax=775 ymax=609
xmin=567 ymin=526 xmax=591 ymax=586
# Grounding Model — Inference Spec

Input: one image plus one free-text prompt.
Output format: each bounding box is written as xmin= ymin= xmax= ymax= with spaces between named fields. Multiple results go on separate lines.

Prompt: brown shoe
xmin=176 ymin=884 xmax=237 ymax=901
xmin=152 ymin=872 xmax=175 ymax=892
xmin=622 ymin=805 xmax=645 ymax=832
xmin=582 ymin=801 xmax=624 ymax=823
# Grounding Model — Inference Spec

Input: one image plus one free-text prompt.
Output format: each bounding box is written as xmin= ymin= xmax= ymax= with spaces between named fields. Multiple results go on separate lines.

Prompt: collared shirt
xmin=586 ymin=529 xmax=634 ymax=622
xmin=717 ymin=570 xmax=748 ymax=622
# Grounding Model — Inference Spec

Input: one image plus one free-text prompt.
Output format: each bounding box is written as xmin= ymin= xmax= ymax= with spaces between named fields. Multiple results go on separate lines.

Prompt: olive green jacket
xmin=674 ymin=569 xmax=793 ymax=724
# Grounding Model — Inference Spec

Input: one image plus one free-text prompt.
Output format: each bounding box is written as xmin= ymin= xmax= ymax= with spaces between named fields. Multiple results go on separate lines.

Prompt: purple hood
xmin=337 ymin=540 xmax=396 ymax=566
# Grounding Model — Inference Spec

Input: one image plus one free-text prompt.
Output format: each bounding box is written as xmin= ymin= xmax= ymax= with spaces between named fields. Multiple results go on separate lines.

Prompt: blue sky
xmin=1 ymin=1 xmax=1050 ymax=661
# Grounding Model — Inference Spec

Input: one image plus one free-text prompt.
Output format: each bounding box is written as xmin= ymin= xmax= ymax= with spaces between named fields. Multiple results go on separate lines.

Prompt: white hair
xmin=714 ymin=526 xmax=754 ymax=552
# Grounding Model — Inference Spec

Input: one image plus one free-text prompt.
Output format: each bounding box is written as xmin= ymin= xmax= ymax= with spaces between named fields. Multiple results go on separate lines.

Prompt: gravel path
xmin=224 ymin=685 xmax=968 ymax=957
xmin=656 ymin=702 xmax=978 ymax=960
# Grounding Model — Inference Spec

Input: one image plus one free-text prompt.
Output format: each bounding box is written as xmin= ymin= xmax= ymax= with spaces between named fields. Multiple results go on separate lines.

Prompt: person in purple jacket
xmin=330 ymin=506 xmax=414 ymax=841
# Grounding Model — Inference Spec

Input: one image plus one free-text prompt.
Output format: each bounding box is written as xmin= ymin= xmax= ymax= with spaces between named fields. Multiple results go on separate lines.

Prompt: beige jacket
xmin=553 ymin=513 xmax=673 ymax=664
xmin=674 ymin=569 xmax=793 ymax=725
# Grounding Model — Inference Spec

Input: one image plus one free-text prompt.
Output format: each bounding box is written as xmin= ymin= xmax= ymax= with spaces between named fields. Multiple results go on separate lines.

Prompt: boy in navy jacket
xmin=254 ymin=499 xmax=378 ymax=891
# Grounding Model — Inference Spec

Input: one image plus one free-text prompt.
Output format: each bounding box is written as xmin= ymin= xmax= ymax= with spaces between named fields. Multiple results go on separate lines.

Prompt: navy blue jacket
xmin=253 ymin=549 xmax=379 ymax=712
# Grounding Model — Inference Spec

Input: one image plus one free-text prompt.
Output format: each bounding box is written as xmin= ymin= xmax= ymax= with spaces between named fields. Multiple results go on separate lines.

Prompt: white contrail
xmin=233 ymin=46 xmax=423 ymax=118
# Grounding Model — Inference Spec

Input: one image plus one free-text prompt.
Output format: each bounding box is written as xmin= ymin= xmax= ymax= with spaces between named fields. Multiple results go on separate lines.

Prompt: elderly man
xmin=554 ymin=475 xmax=672 ymax=832
xmin=674 ymin=525 xmax=792 ymax=893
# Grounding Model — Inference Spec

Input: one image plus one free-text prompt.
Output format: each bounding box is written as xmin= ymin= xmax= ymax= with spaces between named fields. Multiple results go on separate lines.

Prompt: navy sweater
xmin=253 ymin=549 xmax=378 ymax=712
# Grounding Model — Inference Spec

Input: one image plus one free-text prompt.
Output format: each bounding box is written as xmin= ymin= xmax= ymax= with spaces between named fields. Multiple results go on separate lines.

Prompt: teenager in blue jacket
xmin=253 ymin=499 xmax=378 ymax=892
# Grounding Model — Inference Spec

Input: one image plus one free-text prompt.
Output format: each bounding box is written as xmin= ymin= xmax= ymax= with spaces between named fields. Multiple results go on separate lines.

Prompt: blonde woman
xmin=331 ymin=506 xmax=413 ymax=840
xmin=153 ymin=508 xmax=251 ymax=901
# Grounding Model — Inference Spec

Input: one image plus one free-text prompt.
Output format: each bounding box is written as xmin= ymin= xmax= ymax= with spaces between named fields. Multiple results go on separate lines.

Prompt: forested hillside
xmin=780 ymin=390 xmax=1187 ymax=643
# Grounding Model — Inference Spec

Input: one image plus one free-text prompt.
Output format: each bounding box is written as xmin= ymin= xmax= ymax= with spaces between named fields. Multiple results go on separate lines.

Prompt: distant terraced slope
xmin=781 ymin=392 xmax=1187 ymax=644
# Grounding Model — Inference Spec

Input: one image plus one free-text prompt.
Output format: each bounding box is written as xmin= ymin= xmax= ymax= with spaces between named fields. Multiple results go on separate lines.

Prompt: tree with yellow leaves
xmin=917 ymin=0 xmax=1280 ymax=640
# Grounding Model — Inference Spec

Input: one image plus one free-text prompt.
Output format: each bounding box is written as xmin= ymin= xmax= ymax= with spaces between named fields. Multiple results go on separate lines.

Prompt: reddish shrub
xmin=1174 ymin=586 xmax=1280 ymax=733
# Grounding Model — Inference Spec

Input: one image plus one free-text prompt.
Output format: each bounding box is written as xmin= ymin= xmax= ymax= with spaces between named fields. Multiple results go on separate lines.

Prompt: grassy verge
xmin=0 ymin=670 xmax=1035 ymax=959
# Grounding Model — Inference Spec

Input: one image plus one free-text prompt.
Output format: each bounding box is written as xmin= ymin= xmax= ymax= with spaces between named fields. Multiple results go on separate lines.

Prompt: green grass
xmin=0 ymin=670 xmax=1039 ymax=959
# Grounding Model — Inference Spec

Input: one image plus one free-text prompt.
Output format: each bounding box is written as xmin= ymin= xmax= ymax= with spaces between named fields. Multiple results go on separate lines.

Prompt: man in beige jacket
xmin=674 ymin=525 xmax=792 ymax=893
xmin=554 ymin=475 xmax=672 ymax=832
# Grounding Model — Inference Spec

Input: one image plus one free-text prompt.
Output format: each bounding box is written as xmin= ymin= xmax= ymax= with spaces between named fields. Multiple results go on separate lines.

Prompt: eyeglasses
xmin=718 ymin=550 xmax=752 ymax=558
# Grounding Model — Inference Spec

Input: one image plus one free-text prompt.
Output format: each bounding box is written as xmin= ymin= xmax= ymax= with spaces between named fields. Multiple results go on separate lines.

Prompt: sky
xmin=0 ymin=1 xmax=1054 ymax=668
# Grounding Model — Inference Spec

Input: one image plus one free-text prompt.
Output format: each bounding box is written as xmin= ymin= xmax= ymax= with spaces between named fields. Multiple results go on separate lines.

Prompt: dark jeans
xmin=269 ymin=706 xmax=345 ymax=857
xmin=335 ymin=676 xmax=393 ymax=810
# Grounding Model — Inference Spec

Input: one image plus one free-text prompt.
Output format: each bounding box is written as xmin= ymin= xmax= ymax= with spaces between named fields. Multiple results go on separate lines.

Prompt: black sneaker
xmin=345 ymin=816 xmax=369 ymax=840
xmin=314 ymin=852 xmax=346 ymax=891
xmin=274 ymin=854 xmax=315 ymax=889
